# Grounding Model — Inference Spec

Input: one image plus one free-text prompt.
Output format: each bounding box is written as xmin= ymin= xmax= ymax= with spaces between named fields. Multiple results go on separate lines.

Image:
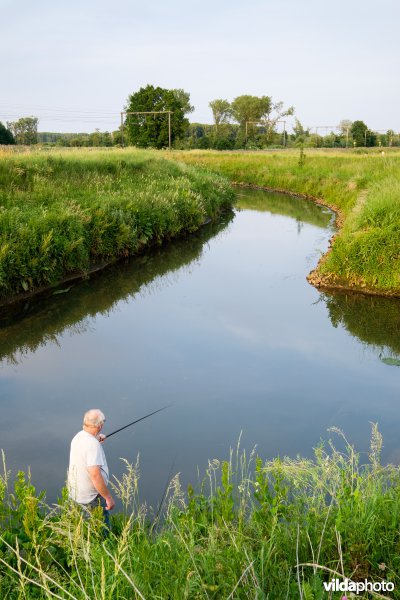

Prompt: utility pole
xmin=120 ymin=111 xmax=173 ymax=150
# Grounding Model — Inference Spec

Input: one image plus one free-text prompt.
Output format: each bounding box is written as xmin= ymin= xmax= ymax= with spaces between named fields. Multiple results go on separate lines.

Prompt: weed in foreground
xmin=1 ymin=425 xmax=399 ymax=598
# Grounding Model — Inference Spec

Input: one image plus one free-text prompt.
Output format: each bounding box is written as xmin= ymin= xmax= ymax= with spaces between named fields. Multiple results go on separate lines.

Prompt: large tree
xmin=209 ymin=99 xmax=231 ymax=130
xmin=230 ymin=95 xmax=271 ymax=128
xmin=351 ymin=120 xmax=369 ymax=147
xmin=229 ymin=95 xmax=294 ymax=143
xmin=0 ymin=121 xmax=15 ymax=145
xmin=7 ymin=116 xmax=38 ymax=145
xmin=124 ymin=85 xmax=191 ymax=148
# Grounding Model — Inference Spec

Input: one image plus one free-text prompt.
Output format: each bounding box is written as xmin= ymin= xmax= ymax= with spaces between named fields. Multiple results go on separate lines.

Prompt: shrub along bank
xmin=0 ymin=427 xmax=399 ymax=598
xmin=169 ymin=149 xmax=400 ymax=297
xmin=0 ymin=148 xmax=235 ymax=302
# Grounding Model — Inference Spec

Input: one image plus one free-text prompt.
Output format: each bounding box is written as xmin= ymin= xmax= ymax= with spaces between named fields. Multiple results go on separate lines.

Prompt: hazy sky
xmin=1 ymin=0 xmax=399 ymax=133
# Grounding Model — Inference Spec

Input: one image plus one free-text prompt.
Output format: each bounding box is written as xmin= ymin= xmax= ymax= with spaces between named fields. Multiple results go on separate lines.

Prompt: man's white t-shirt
xmin=68 ymin=430 xmax=109 ymax=504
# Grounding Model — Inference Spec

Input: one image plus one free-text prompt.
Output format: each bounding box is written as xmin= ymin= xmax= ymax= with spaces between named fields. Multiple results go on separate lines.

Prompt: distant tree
xmin=102 ymin=131 xmax=113 ymax=146
xmin=112 ymin=128 xmax=123 ymax=145
xmin=230 ymin=95 xmax=294 ymax=145
xmin=385 ymin=129 xmax=395 ymax=147
xmin=309 ymin=133 xmax=323 ymax=148
xmin=0 ymin=121 xmax=15 ymax=144
xmin=292 ymin=118 xmax=311 ymax=146
xmin=55 ymin=136 xmax=70 ymax=147
xmin=209 ymin=99 xmax=231 ymax=132
xmin=88 ymin=129 xmax=112 ymax=146
xmin=351 ymin=120 xmax=368 ymax=147
xmin=213 ymin=135 xmax=235 ymax=150
xmin=339 ymin=119 xmax=352 ymax=136
xmin=338 ymin=119 xmax=352 ymax=146
xmin=125 ymin=85 xmax=190 ymax=148
xmin=7 ymin=116 xmax=38 ymax=145
xmin=292 ymin=118 xmax=309 ymax=137
xmin=230 ymin=95 xmax=271 ymax=128
xmin=322 ymin=132 xmax=342 ymax=148
xmin=69 ymin=135 xmax=89 ymax=147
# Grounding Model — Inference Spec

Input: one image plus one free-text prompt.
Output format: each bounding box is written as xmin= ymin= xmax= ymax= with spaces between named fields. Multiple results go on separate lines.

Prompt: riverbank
xmin=168 ymin=149 xmax=400 ymax=298
xmin=1 ymin=427 xmax=399 ymax=598
xmin=0 ymin=148 xmax=235 ymax=304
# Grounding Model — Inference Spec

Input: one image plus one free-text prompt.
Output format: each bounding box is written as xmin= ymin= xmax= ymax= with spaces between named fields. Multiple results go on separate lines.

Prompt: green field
xmin=0 ymin=148 xmax=234 ymax=302
xmin=1 ymin=147 xmax=399 ymax=302
xmin=169 ymin=149 xmax=400 ymax=297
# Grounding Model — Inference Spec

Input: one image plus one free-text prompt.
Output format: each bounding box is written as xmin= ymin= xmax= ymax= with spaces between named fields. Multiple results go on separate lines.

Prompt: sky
xmin=1 ymin=0 xmax=399 ymax=134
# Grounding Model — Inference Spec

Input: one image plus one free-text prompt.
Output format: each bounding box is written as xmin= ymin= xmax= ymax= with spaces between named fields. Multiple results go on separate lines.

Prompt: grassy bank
xmin=0 ymin=148 xmax=235 ymax=302
xmin=169 ymin=149 xmax=400 ymax=297
xmin=1 ymin=427 xmax=399 ymax=598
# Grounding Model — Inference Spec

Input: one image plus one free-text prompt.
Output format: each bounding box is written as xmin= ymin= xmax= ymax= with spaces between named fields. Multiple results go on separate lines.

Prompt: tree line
xmin=2 ymin=85 xmax=400 ymax=149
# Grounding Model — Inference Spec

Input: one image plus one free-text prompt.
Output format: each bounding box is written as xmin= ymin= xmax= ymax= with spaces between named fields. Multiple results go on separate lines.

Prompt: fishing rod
xmin=105 ymin=405 xmax=171 ymax=439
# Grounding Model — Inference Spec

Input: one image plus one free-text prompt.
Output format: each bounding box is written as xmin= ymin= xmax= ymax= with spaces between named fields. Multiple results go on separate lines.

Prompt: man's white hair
xmin=83 ymin=409 xmax=105 ymax=427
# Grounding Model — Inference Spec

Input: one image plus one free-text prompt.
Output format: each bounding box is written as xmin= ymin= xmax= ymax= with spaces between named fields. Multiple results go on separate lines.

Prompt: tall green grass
xmin=169 ymin=150 xmax=400 ymax=296
xmin=1 ymin=427 xmax=399 ymax=598
xmin=0 ymin=148 xmax=235 ymax=301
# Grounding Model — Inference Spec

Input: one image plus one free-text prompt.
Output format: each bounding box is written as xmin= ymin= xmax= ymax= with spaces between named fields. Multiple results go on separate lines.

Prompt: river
xmin=1 ymin=187 xmax=399 ymax=510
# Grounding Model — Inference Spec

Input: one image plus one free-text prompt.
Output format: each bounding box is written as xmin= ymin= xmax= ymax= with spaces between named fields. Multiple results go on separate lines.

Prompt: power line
xmin=0 ymin=103 xmax=118 ymax=115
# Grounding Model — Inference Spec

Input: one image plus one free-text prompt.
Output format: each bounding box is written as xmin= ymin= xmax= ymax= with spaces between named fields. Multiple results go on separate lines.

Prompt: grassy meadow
xmin=0 ymin=148 xmax=234 ymax=302
xmin=169 ymin=149 xmax=400 ymax=296
xmin=1 ymin=427 xmax=400 ymax=599
xmin=1 ymin=146 xmax=399 ymax=301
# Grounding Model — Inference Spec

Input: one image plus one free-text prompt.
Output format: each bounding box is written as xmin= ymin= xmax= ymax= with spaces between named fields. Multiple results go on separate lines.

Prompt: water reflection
xmin=323 ymin=291 xmax=400 ymax=362
xmin=0 ymin=187 xmax=399 ymax=508
xmin=0 ymin=215 xmax=234 ymax=364
xmin=236 ymin=187 xmax=334 ymax=229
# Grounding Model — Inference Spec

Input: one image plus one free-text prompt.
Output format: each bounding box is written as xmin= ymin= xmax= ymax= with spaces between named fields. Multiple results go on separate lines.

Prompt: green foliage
xmin=209 ymin=99 xmax=231 ymax=129
xmin=125 ymin=84 xmax=191 ymax=148
xmin=0 ymin=148 xmax=235 ymax=300
xmin=351 ymin=120 xmax=369 ymax=147
xmin=171 ymin=149 xmax=400 ymax=295
xmin=0 ymin=121 xmax=15 ymax=145
xmin=229 ymin=94 xmax=294 ymax=146
xmin=38 ymin=130 xmax=121 ymax=147
xmin=230 ymin=94 xmax=272 ymax=128
xmin=1 ymin=428 xmax=400 ymax=598
xmin=7 ymin=116 xmax=39 ymax=145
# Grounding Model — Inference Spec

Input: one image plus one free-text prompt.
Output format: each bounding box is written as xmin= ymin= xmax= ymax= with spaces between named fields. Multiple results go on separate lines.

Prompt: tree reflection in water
xmin=0 ymin=214 xmax=234 ymax=364
xmin=323 ymin=291 xmax=400 ymax=364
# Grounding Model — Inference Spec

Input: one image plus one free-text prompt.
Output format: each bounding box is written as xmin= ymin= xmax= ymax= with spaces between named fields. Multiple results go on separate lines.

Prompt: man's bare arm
xmin=87 ymin=466 xmax=115 ymax=510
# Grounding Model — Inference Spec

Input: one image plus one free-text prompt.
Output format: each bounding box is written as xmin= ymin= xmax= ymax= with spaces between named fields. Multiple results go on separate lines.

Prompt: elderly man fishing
xmin=68 ymin=409 xmax=115 ymax=528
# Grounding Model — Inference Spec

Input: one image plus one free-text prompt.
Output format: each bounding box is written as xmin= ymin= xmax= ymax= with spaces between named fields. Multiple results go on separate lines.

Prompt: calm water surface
xmin=1 ymin=188 xmax=399 ymax=508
